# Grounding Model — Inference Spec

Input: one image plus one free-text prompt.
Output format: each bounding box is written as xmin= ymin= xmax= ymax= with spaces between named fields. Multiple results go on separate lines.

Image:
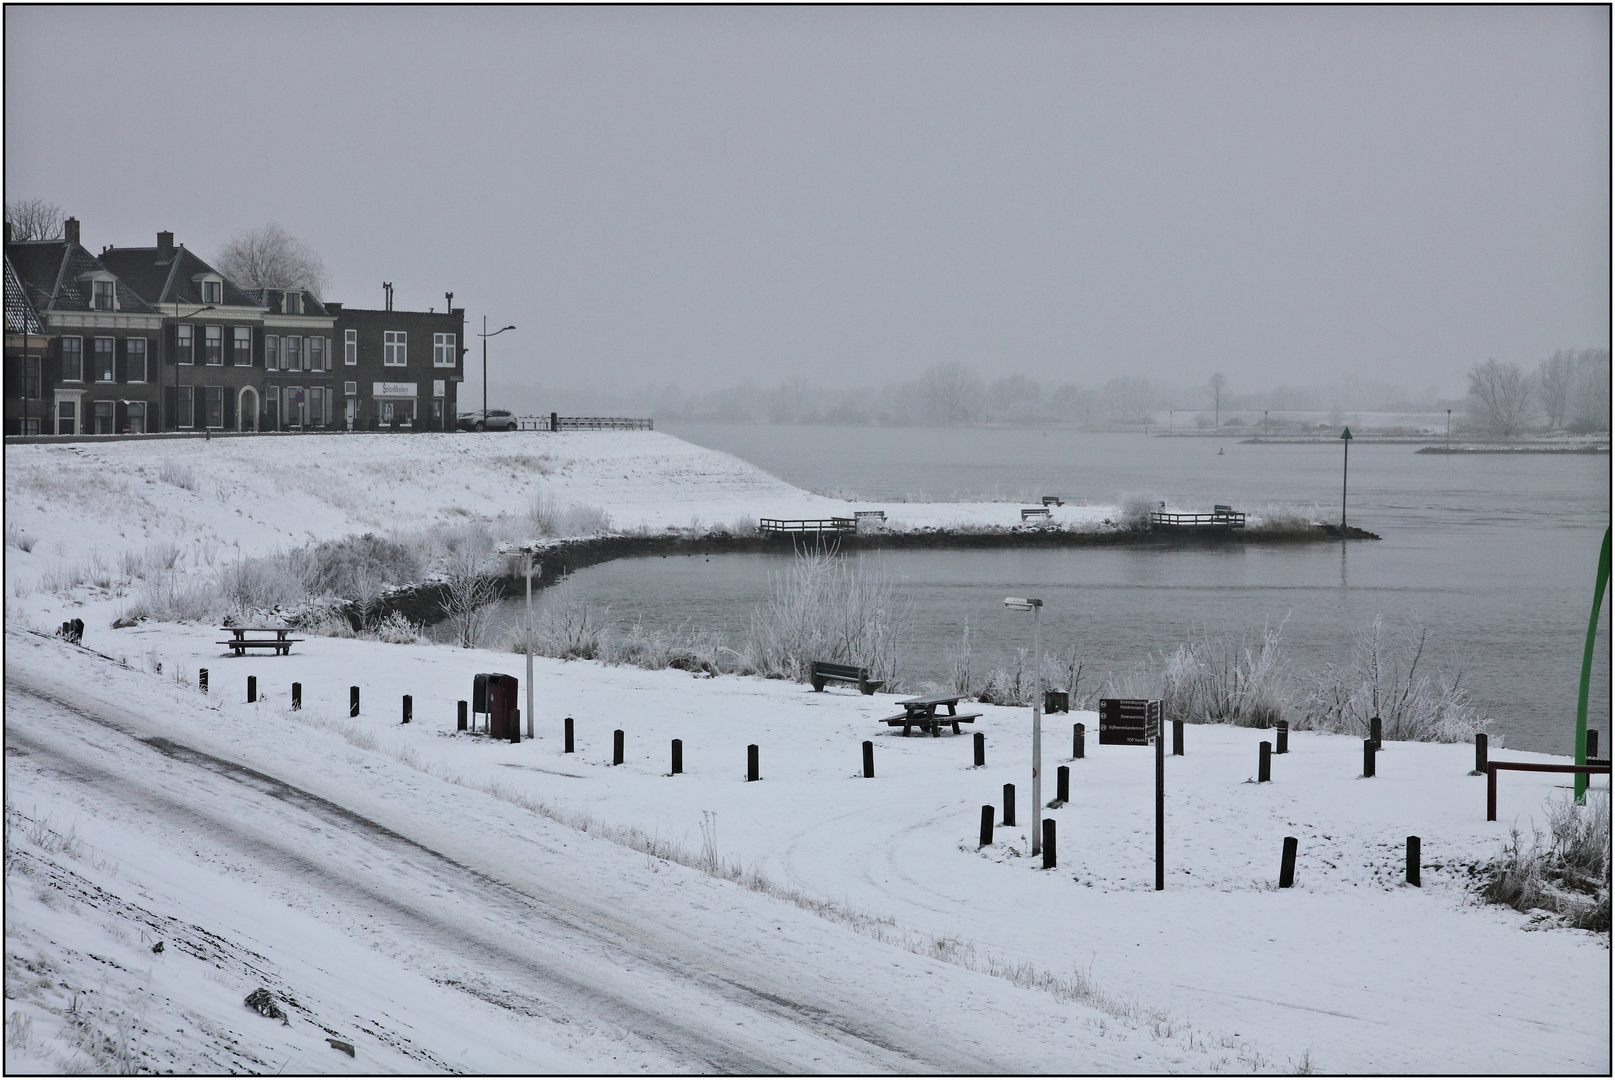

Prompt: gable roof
xmin=2 ymin=239 xmax=155 ymax=314
xmin=98 ymin=245 xmax=262 ymax=311
xmin=4 ymin=255 xmax=44 ymax=334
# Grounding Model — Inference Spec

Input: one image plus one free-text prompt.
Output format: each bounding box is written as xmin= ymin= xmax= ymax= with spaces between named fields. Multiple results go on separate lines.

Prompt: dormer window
xmin=283 ymin=290 xmax=301 ymax=315
xmin=202 ymin=279 xmax=223 ymax=305
xmin=93 ymin=280 xmax=116 ymax=311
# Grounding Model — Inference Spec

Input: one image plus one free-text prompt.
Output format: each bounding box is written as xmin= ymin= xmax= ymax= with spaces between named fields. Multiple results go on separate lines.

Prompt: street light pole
xmin=525 ymin=551 xmax=535 ymax=740
xmin=1005 ymin=597 xmax=1044 ymax=855
xmin=478 ymin=316 xmax=516 ymax=426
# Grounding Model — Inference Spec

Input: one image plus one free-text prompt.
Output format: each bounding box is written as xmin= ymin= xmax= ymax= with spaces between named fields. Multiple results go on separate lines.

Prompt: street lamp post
xmin=478 ymin=316 xmax=516 ymax=426
xmin=1004 ymin=596 xmax=1044 ymax=855
xmin=165 ymin=300 xmax=214 ymax=433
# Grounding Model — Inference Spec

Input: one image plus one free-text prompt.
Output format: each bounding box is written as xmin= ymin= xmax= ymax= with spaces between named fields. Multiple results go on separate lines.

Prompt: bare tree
xmin=5 ymin=199 xmax=64 ymax=241
xmin=1209 ymin=372 xmax=1229 ymax=428
xmin=214 ymin=223 xmax=329 ymax=297
xmin=1569 ymin=349 xmax=1612 ymax=432
xmin=920 ymin=362 xmax=982 ymax=426
xmin=1536 ymin=351 xmax=1575 ymax=430
xmin=1467 ymin=359 xmax=1533 ymax=437
xmin=440 ymin=546 xmax=501 ymax=648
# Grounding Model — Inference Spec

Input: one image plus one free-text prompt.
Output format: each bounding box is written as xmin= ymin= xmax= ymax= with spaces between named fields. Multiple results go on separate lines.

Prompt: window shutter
xmin=224 ymin=388 xmax=236 ymax=430
xmin=114 ymin=401 xmax=128 ymax=432
xmin=166 ymin=324 xmax=177 ymax=365
xmin=114 ymin=338 xmax=127 ymax=384
xmin=163 ymin=387 xmax=177 ymax=430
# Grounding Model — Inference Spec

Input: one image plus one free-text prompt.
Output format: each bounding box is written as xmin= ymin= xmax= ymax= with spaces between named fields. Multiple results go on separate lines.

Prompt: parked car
xmin=456 ymin=408 xmax=518 ymax=432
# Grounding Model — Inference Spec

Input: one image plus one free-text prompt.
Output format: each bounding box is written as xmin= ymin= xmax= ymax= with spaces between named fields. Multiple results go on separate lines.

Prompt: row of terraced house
xmin=3 ymin=217 xmax=465 ymax=436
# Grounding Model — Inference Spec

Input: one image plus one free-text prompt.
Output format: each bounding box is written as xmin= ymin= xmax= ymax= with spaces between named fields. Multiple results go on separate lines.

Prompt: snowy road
xmin=4 ymin=639 xmax=1193 ymax=1073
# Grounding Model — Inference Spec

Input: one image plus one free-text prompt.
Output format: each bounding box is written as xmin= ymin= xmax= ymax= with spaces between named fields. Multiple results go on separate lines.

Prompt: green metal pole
xmin=1574 ymin=526 xmax=1611 ymax=802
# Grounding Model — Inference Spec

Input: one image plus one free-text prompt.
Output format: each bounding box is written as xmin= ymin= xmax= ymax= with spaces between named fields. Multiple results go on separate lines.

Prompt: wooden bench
xmin=1041 ymin=496 xmax=1063 ymax=507
xmin=879 ymin=694 xmax=981 ymax=737
xmin=1021 ymin=507 xmax=1052 ymax=522
xmin=217 ymin=627 xmax=303 ymax=657
xmin=810 ymin=661 xmax=884 ymax=695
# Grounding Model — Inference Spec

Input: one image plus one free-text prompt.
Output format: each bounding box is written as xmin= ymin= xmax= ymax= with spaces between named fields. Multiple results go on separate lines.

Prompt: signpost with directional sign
xmin=1099 ymin=698 xmax=1167 ymax=890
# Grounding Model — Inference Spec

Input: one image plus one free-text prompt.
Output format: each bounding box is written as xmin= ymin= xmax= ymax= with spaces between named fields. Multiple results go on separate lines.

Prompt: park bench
xmin=1041 ymin=496 xmax=1063 ymax=507
xmin=216 ymin=626 xmax=303 ymax=657
xmin=1021 ymin=507 xmax=1052 ymax=522
xmin=810 ymin=660 xmax=884 ymax=695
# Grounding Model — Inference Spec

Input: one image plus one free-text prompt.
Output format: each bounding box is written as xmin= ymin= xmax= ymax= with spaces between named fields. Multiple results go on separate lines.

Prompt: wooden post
xmin=747 ymin=744 xmax=759 ymax=782
xmin=402 ymin=694 xmax=412 ymax=724
xmin=350 ymin=686 xmax=359 ymax=717
xmin=510 ymin=709 xmax=520 ymax=743
xmin=564 ymin=716 xmax=574 ymax=754
xmin=291 ymin=682 xmax=301 ymax=711
xmin=1259 ymin=741 xmax=1272 ymax=782
xmin=1276 ymin=721 xmax=1288 ymax=754
xmin=198 ymin=668 xmax=208 ymax=693
xmin=1155 ymin=727 xmax=1165 ymax=892
xmin=1172 ymin=718 xmax=1184 ymax=756
xmin=1074 ymin=722 xmax=1085 ymax=760
xmin=1370 ymin=715 xmax=1382 ymax=751
xmin=247 ymin=675 xmax=256 ymax=703
xmin=1406 ymin=836 xmax=1420 ymax=886
xmin=1487 ymin=764 xmax=1497 ymax=821
xmin=672 ymin=739 xmax=683 ymax=775
xmin=1279 ymin=836 xmax=1298 ymax=887
xmin=1474 ymin=732 xmax=1487 ymax=774
xmin=1003 ymin=783 xmax=1015 ymax=827
xmin=862 ymin=740 xmax=875 ymax=778
xmin=1056 ymin=764 xmax=1069 ymax=804
xmin=1363 ymin=738 xmax=1376 ymax=778
xmin=973 ymin=731 xmax=985 ymax=767
xmin=1042 ymin=819 xmax=1056 ymax=869
xmin=979 ymin=805 xmax=994 ymax=848
xmin=1590 ymin=730 xmax=1600 ymax=760
xmin=613 ymin=729 xmax=624 ymax=766
xmin=458 ymin=700 xmax=468 ymax=731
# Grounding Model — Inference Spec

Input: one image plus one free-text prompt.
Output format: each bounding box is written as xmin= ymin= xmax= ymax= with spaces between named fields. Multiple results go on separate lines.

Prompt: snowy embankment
xmin=7 ymin=627 xmax=1610 ymax=1073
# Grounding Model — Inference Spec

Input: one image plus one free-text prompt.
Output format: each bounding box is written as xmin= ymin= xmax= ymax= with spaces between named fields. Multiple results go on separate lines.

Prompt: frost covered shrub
xmin=742 ymin=549 xmax=910 ymax=689
xmin=1481 ymin=791 xmax=1610 ymax=932
xmin=304 ymin=533 xmax=423 ymax=601
xmin=218 ymin=551 xmax=304 ymax=615
xmin=1294 ymin=616 xmax=1487 ymax=742
xmin=1118 ymin=491 xmax=1161 ymax=530
xmin=369 ymin=610 xmax=421 ymax=644
xmin=5 ymin=521 xmax=37 ymax=552
xmin=439 ymin=542 xmax=501 ymax=649
xmin=157 ymin=460 xmax=198 ymax=491
xmin=611 ymin=620 xmax=724 ymax=674
xmin=509 ymin=581 xmax=608 ymax=659
xmin=978 ymin=648 xmax=1033 ymax=706
xmin=529 ymin=489 xmax=614 ymax=538
xmin=1246 ymin=505 xmax=1318 ymax=536
xmin=1159 ymin=624 xmax=1288 ymax=727
xmin=122 ymin=569 xmax=220 ymax=623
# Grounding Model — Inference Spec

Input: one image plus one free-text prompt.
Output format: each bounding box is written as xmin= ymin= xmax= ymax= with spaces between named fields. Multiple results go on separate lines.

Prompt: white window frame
xmin=61 ymin=336 xmax=84 ymax=381
xmin=344 ymin=329 xmax=357 ymax=365
xmin=175 ymin=325 xmax=193 ymax=366
xmin=175 ymin=385 xmax=194 ymax=429
xmin=344 ymin=380 xmax=358 ymax=396
xmin=308 ymin=336 xmax=325 ymax=372
xmin=265 ymin=334 xmax=279 ymax=370
xmin=201 ymin=279 xmax=223 ymax=305
xmin=93 ymin=337 xmax=116 ymax=383
xmin=232 ymin=326 xmax=252 ymax=366
xmin=126 ymin=401 xmax=146 ymax=434
xmin=203 ymin=325 xmax=224 ymax=366
xmin=204 ymin=385 xmax=224 ymax=430
xmin=126 ymin=338 xmax=147 ymax=384
xmin=283 ymin=291 xmax=301 ymax=315
xmin=92 ymin=279 xmax=117 ymax=312
xmin=433 ymin=332 xmax=457 ymax=367
xmin=384 ymin=330 xmax=407 ymax=367
xmin=284 ymin=335 xmax=302 ymax=371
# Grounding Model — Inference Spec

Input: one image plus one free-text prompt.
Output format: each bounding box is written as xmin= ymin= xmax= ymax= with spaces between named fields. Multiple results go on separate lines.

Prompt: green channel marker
xmin=1575 ymin=525 xmax=1611 ymax=802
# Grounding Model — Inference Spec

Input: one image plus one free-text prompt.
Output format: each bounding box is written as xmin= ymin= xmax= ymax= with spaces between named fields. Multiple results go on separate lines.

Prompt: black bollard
xmin=350 ymin=686 xmax=360 ymax=717
xmin=402 ymin=694 xmax=412 ymax=724
xmin=1363 ymin=738 xmax=1376 ymax=778
xmin=1370 ymin=715 xmax=1382 ymax=751
xmin=1406 ymin=836 xmax=1421 ymax=887
xmin=613 ymin=729 xmax=624 ymax=766
xmin=973 ymin=731 xmax=985 ymax=767
xmin=1172 ymin=718 xmax=1184 ymax=756
xmin=564 ymin=716 xmax=575 ymax=754
xmin=247 ymin=675 xmax=257 ymax=703
xmin=1259 ymin=741 xmax=1272 ymax=782
xmin=1003 ymin=783 xmax=1016 ymax=827
xmin=291 ymin=682 xmax=301 ymax=711
xmin=1074 ymin=723 xmax=1085 ymax=760
xmin=457 ymin=700 xmax=468 ymax=731
xmin=1042 ymin=819 xmax=1056 ymax=869
xmin=1276 ymin=721 xmax=1288 ymax=754
xmin=672 ymin=739 xmax=683 ymax=775
xmin=747 ymin=744 xmax=759 ymax=782
xmin=1474 ymin=732 xmax=1488 ymax=774
xmin=1279 ymin=836 xmax=1298 ymax=888
xmin=979 ymin=805 xmax=994 ymax=848
xmin=1590 ymin=730 xmax=1600 ymax=760
xmin=862 ymin=740 xmax=875 ymax=778
xmin=1056 ymin=765 xmax=1070 ymax=805
xmin=199 ymin=668 xmax=208 ymax=693
xmin=510 ymin=710 xmax=520 ymax=744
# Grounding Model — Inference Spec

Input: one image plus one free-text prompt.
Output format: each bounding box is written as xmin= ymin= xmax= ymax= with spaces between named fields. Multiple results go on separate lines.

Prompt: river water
xmin=491 ymin=424 xmax=1610 ymax=755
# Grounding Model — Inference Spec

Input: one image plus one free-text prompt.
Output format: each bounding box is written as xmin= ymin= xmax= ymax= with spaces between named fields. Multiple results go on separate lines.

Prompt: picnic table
xmin=216 ymin=626 xmax=303 ymax=656
xmin=880 ymin=693 xmax=982 ymax=737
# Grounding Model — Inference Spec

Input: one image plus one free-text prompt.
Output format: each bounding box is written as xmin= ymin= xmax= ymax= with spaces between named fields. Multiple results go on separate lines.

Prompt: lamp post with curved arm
xmin=478 ymin=317 xmax=516 ymax=427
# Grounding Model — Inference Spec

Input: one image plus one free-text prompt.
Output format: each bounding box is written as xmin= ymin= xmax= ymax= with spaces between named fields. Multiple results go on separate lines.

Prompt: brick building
xmin=329 ymin=300 xmax=465 ymax=430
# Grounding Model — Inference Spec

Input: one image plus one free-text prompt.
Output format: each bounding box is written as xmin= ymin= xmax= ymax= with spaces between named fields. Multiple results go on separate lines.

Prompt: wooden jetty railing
xmin=759 ymin=517 xmax=857 ymax=536
xmin=516 ymin=415 xmax=654 ymax=432
xmin=1150 ymin=506 xmax=1246 ymax=530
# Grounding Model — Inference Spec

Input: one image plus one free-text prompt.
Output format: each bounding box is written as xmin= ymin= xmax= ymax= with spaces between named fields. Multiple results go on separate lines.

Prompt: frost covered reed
xmin=1159 ymin=623 xmax=1288 ymax=727
xmin=1481 ymin=791 xmax=1610 ymax=932
xmin=742 ymin=549 xmax=910 ymax=688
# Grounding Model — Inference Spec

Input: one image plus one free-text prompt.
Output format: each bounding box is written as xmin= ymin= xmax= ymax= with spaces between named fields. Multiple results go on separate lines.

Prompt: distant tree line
xmin=1466 ymin=351 xmax=1611 ymax=437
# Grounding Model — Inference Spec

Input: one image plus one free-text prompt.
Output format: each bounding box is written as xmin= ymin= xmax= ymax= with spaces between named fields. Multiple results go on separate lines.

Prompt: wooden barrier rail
xmin=516 ymin=415 xmax=654 ymax=431
xmin=1487 ymin=760 xmax=1611 ymax=820
xmin=1150 ymin=509 xmax=1246 ymax=530
xmin=759 ymin=517 xmax=856 ymax=536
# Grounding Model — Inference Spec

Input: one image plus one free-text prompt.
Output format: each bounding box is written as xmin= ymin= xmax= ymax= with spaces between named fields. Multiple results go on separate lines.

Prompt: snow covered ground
xmin=5 ymin=429 xmax=1609 ymax=1073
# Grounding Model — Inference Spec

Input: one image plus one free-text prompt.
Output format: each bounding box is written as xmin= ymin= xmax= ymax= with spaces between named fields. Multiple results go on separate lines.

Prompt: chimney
xmin=64 ymin=217 xmax=80 ymax=245
xmin=157 ymin=231 xmax=175 ymax=261
xmin=383 ymin=282 xmax=393 ymax=311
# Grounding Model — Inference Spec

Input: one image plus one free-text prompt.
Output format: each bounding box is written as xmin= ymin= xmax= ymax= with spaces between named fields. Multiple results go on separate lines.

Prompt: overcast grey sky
xmin=6 ymin=5 xmax=1608 ymax=399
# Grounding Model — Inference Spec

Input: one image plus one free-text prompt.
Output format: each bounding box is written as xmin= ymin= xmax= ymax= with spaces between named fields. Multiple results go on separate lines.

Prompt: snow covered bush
xmin=121 ymin=569 xmax=220 ymax=623
xmin=303 ymin=533 xmax=424 ymax=604
xmin=611 ymin=620 xmax=724 ymax=674
xmin=978 ymin=648 xmax=1033 ymax=706
xmin=1480 ymin=791 xmax=1610 ymax=932
xmin=1158 ymin=623 xmax=1288 ymax=727
xmin=1118 ymin=491 xmax=1161 ymax=530
xmin=1294 ymin=616 xmax=1487 ymax=742
xmin=510 ymin=581 xmax=608 ymax=660
xmin=742 ymin=549 xmax=910 ymax=689
xmin=218 ymin=551 xmax=304 ymax=615
xmin=528 ymin=489 xmax=613 ymax=537
xmin=369 ymin=610 xmax=422 ymax=644
xmin=1246 ymin=505 xmax=1318 ymax=535
xmin=5 ymin=521 xmax=38 ymax=552
xmin=439 ymin=544 xmax=501 ymax=649
xmin=157 ymin=460 xmax=198 ymax=492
